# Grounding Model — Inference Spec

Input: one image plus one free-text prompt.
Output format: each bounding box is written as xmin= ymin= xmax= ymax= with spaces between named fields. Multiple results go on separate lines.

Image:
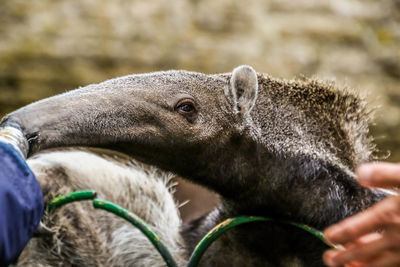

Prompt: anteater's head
xmin=0 ymin=66 xmax=259 ymax=183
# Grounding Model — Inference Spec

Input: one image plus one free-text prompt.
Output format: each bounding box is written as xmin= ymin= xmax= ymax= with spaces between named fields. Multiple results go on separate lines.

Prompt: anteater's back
xmin=18 ymin=148 xmax=187 ymax=266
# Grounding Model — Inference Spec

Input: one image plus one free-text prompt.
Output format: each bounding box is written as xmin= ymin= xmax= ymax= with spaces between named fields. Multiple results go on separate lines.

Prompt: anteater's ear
xmin=227 ymin=65 xmax=258 ymax=116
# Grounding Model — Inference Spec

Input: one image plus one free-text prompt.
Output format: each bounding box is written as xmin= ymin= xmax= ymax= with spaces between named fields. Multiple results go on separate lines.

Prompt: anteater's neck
xmin=187 ymin=142 xmax=387 ymax=230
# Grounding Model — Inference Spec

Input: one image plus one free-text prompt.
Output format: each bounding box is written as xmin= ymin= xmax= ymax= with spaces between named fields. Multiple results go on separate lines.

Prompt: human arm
xmin=0 ymin=141 xmax=43 ymax=266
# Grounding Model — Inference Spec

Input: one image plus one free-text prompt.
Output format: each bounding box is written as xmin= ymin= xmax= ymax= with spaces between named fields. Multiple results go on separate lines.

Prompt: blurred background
xmin=1 ymin=0 xmax=399 ymax=220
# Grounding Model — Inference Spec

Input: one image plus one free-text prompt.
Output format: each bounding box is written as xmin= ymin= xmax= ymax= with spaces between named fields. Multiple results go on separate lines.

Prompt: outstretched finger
xmin=324 ymin=195 xmax=400 ymax=245
xmin=323 ymin=233 xmax=390 ymax=266
xmin=323 ymin=233 xmax=381 ymax=267
xmin=357 ymin=163 xmax=400 ymax=188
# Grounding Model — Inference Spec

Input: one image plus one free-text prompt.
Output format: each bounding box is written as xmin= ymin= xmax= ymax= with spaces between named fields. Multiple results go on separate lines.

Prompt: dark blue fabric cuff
xmin=0 ymin=142 xmax=44 ymax=266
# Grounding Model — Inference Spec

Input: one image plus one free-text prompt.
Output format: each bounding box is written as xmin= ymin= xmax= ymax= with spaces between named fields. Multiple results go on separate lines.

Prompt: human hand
xmin=323 ymin=163 xmax=400 ymax=267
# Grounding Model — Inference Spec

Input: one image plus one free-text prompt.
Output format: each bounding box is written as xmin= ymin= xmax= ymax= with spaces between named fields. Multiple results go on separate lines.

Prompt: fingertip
xmin=324 ymin=226 xmax=339 ymax=243
xmin=323 ymin=249 xmax=340 ymax=267
xmin=357 ymin=162 xmax=400 ymax=188
xmin=324 ymin=223 xmax=357 ymax=245
xmin=356 ymin=165 xmax=373 ymax=186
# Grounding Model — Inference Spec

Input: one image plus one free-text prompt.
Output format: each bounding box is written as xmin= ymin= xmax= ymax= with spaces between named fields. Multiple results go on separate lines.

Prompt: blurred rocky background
xmin=1 ymin=0 xmax=399 ymax=220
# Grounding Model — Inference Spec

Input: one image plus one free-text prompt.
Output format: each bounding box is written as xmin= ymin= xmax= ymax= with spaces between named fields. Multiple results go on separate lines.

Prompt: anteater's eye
xmin=178 ymin=103 xmax=194 ymax=113
xmin=175 ymin=100 xmax=196 ymax=115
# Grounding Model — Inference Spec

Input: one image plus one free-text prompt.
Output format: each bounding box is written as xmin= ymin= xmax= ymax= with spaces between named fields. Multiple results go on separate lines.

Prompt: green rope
xmin=46 ymin=191 xmax=336 ymax=267
xmin=46 ymin=190 xmax=177 ymax=267
xmin=187 ymin=216 xmax=336 ymax=267
xmin=286 ymin=221 xmax=335 ymax=248
xmin=93 ymin=198 xmax=178 ymax=267
xmin=187 ymin=216 xmax=270 ymax=267
xmin=46 ymin=190 xmax=97 ymax=211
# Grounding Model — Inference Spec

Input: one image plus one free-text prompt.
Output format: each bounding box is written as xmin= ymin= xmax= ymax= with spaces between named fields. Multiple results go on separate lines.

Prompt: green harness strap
xmin=46 ymin=190 xmax=336 ymax=267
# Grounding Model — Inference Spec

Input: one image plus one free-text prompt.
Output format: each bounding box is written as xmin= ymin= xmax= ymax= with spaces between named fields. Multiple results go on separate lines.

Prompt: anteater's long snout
xmin=0 ymin=86 xmax=154 ymax=159
xmin=0 ymin=95 xmax=69 ymax=158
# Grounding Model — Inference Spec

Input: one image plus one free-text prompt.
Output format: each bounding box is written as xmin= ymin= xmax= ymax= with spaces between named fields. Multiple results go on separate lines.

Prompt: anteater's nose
xmin=0 ymin=122 xmax=29 ymax=158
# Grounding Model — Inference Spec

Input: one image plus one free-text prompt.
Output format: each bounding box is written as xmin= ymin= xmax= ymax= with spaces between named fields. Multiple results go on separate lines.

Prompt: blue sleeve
xmin=0 ymin=142 xmax=44 ymax=266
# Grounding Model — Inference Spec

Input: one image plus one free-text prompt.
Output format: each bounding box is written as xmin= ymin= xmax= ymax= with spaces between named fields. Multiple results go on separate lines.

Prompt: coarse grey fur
xmin=1 ymin=65 xmax=388 ymax=266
